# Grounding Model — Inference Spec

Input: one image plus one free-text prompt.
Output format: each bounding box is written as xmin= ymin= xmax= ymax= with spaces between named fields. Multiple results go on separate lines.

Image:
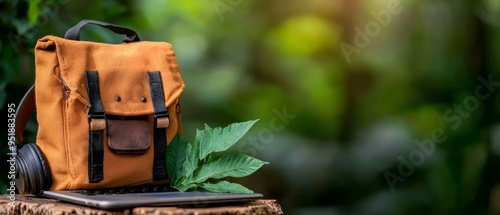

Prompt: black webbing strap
xmin=85 ymin=71 xmax=105 ymax=183
xmin=148 ymin=71 xmax=169 ymax=180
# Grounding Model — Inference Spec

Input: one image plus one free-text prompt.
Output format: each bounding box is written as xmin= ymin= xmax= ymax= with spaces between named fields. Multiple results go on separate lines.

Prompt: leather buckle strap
xmin=156 ymin=117 xmax=170 ymax=129
xmin=148 ymin=71 xmax=169 ymax=180
xmin=154 ymin=111 xmax=170 ymax=129
xmin=85 ymin=71 xmax=105 ymax=183
xmin=89 ymin=118 xmax=106 ymax=131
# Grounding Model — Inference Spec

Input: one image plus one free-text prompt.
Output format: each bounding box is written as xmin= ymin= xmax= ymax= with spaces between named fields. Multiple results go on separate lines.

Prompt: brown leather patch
xmin=107 ymin=115 xmax=151 ymax=153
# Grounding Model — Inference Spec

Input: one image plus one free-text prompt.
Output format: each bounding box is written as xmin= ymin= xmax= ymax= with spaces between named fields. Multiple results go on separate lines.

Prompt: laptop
xmin=41 ymin=185 xmax=263 ymax=210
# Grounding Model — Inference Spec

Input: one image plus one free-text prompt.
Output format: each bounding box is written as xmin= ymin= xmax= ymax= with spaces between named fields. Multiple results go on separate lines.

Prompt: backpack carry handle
xmin=64 ymin=19 xmax=140 ymax=42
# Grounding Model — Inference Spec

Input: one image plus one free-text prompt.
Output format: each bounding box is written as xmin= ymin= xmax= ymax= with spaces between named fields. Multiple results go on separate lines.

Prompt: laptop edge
xmin=42 ymin=190 xmax=263 ymax=210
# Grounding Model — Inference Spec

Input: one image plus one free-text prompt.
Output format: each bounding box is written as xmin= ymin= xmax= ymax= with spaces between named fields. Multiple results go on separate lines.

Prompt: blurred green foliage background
xmin=1 ymin=0 xmax=500 ymax=214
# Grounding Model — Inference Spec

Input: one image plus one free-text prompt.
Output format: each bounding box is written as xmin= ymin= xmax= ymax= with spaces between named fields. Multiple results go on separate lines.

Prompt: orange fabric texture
xmin=34 ymin=36 xmax=185 ymax=190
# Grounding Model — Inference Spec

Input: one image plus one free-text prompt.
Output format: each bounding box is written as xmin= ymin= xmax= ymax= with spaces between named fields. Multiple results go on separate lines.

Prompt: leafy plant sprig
xmin=166 ymin=119 xmax=269 ymax=193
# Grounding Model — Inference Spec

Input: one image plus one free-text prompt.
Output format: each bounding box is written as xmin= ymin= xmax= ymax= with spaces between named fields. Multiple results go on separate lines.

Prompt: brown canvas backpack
xmin=14 ymin=20 xmax=184 ymax=193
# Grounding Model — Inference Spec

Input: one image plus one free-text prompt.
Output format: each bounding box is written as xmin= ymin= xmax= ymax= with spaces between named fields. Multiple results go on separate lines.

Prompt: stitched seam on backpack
xmin=56 ymin=42 xmax=74 ymax=190
xmin=65 ymin=95 xmax=73 ymax=189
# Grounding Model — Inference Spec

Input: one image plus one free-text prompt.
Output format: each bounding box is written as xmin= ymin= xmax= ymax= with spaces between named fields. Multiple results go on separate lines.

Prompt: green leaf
xmin=192 ymin=128 xmax=203 ymax=164
xmin=166 ymin=134 xmax=187 ymax=186
xmin=199 ymin=181 xmax=254 ymax=194
xmin=205 ymin=153 xmax=213 ymax=163
xmin=197 ymin=120 xmax=259 ymax=161
xmin=174 ymin=182 xmax=198 ymax=192
xmin=193 ymin=128 xmax=204 ymax=165
xmin=192 ymin=154 xmax=269 ymax=183
xmin=182 ymin=143 xmax=197 ymax=181
xmin=168 ymin=120 xmax=266 ymax=194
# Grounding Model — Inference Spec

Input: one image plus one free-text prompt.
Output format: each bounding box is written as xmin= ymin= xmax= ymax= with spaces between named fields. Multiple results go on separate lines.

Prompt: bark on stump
xmin=0 ymin=195 xmax=283 ymax=215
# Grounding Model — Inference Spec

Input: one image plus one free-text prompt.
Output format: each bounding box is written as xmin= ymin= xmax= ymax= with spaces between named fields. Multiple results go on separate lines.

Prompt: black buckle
xmin=88 ymin=112 xmax=105 ymax=121
xmin=153 ymin=111 xmax=169 ymax=128
xmin=154 ymin=111 xmax=169 ymax=119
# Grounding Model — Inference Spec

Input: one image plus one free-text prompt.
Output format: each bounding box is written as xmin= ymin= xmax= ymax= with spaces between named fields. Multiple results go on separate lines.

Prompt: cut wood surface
xmin=0 ymin=195 xmax=283 ymax=215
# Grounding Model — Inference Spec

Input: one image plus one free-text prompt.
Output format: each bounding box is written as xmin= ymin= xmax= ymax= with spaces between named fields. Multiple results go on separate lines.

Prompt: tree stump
xmin=0 ymin=195 xmax=283 ymax=215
